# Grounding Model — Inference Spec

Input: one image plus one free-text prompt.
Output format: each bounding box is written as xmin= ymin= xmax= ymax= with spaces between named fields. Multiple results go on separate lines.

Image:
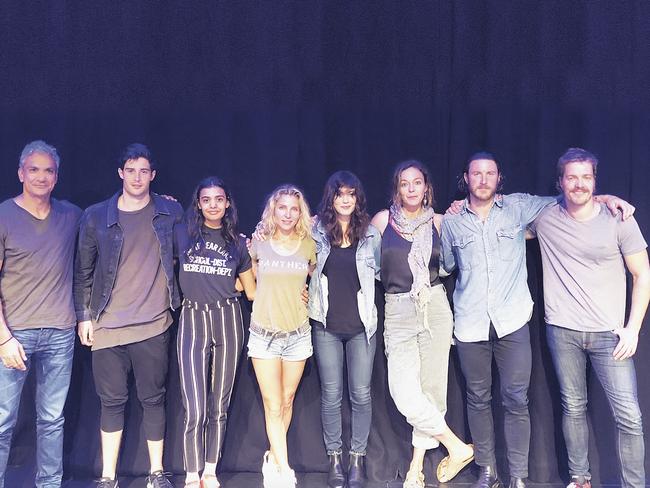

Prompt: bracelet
xmin=0 ymin=336 xmax=14 ymax=347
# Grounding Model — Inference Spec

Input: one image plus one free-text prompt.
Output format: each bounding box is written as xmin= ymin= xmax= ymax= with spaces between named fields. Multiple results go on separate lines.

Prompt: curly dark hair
xmin=185 ymin=176 xmax=239 ymax=258
xmin=318 ymin=170 xmax=370 ymax=247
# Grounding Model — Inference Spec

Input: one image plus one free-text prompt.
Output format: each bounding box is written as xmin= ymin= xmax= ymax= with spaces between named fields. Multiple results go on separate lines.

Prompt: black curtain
xmin=2 ymin=2 xmax=649 ymax=485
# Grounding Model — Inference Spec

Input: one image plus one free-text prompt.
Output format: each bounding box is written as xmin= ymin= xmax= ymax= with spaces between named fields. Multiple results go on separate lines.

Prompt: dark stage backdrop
xmin=1 ymin=1 xmax=649 ymax=485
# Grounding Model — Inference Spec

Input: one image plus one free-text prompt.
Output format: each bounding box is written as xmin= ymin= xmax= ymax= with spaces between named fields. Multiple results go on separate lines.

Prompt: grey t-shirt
xmin=0 ymin=198 xmax=81 ymax=330
xmin=530 ymin=202 xmax=647 ymax=332
xmin=94 ymin=201 xmax=171 ymax=345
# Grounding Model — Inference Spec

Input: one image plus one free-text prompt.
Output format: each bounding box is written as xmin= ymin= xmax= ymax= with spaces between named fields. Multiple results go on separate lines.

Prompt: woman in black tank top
xmin=371 ymin=160 xmax=474 ymax=487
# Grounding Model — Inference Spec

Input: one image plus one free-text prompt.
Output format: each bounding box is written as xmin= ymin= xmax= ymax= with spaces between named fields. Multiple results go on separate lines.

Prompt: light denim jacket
xmin=440 ymin=193 xmax=556 ymax=343
xmin=308 ymin=222 xmax=382 ymax=341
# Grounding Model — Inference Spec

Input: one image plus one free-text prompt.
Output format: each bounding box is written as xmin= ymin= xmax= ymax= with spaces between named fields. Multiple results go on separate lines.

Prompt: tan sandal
xmin=403 ymin=470 xmax=425 ymax=488
xmin=436 ymin=443 xmax=475 ymax=482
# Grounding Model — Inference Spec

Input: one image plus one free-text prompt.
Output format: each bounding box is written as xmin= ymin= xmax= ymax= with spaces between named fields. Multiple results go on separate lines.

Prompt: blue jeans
xmin=312 ymin=323 xmax=376 ymax=454
xmin=546 ymin=325 xmax=645 ymax=488
xmin=0 ymin=327 xmax=75 ymax=488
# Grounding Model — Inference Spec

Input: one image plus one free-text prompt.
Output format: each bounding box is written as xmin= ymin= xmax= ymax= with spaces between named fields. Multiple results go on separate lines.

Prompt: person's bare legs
xmin=147 ymin=439 xmax=164 ymax=473
xmin=405 ymin=426 xmax=473 ymax=482
xmin=435 ymin=426 xmax=474 ymax=461
xmin=280 ymin=359 xmax=307 ymax=436
xmin=100 ymin=430 xmax=122 ymax=479
xmin=204 ymin=462 xmax=217 ymax=476
xmin=184 ymin=471 xmax=200 ymax=485
xmin=253 ymin=358 xmax=287 ymax=468
xmin=406 ymin=447 xmax=426 ymax=481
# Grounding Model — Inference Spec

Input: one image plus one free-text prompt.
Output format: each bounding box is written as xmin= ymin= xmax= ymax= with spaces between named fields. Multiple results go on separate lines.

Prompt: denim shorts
xmin=247 ymin=322 xmax=313 ymax=361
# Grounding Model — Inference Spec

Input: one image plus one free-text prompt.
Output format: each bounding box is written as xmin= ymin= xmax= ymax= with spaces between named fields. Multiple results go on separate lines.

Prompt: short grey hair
xmin=19 ymin=140 xmax=60 ymax=170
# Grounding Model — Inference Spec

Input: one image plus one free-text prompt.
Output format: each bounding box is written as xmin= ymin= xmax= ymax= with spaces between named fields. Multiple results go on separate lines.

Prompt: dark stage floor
xmin=4 ymin=464 xmax=627 ymax=488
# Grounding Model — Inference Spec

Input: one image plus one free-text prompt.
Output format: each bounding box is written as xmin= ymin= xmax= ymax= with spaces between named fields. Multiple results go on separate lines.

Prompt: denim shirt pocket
xmin=496 ymin=224 xmax=522 ymax=261
xmin=451 ymin=235 xmax=476 ymax=270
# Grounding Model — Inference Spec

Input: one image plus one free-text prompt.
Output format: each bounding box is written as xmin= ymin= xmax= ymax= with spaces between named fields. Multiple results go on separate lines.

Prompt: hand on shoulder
xmin=433 ymin=213 xmax=443 ymax=232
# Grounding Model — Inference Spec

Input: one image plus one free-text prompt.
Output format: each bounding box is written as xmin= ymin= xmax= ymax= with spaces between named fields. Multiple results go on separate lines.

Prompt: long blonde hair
xmin=259 ymin=184 xmax=313 ymax=240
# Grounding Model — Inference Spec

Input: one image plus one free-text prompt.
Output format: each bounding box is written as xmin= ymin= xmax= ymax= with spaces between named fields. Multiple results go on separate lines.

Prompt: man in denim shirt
xmin=74 ymin=143 xmax=182 ymax=488
xmin=440 ymin=152 xmax=630 ymax=488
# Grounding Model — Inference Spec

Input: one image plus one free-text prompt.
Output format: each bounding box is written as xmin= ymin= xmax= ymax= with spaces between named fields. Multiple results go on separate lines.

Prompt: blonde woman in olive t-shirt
xmin=248 ymin=184 xmax=316 ymax=488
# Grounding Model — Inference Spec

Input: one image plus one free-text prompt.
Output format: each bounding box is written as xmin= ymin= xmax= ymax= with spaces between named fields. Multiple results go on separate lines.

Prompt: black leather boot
xmin=347 ymin=452 xmax=366 ymax=488
xmin=508 ymin=478 xmax=526 ymax=488
xmin=327 ymin=452 xmax=346 ymax=488
xmin=471 ymin=465 xmax=503 ymax=488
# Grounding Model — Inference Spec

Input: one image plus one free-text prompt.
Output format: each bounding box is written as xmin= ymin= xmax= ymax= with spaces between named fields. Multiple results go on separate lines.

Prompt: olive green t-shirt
xmin=250 ymin=237 xmax=316 ymax=332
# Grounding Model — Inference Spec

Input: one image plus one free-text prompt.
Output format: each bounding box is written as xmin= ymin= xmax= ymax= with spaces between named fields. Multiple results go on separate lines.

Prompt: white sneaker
xmin=262 ymin=451 xmax=283 ymax=488
xmin=280 ymin=467 xmax=296 ymax=488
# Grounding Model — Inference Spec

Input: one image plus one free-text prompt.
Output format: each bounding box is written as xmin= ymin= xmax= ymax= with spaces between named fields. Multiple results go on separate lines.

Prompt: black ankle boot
xmin=327 ymin=452 xmax=346 ymax=488
xmin=472 ymin=465 xmax=503 ymax=488
xmin=347 ymin=452 xmax=366 ymax=488
xmin=508 ymin=477 xmax=526 ymax=488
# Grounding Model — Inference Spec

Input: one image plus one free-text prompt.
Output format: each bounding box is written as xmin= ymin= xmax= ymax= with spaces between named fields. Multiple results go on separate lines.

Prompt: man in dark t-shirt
xmin=74 ymin=143 xmax=182 ymax=488
xmin=0 ymin=141 xmax=82 ymax=488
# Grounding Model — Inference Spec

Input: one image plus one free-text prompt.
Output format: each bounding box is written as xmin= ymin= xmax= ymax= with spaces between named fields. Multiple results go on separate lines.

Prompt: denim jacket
xmin=308 ymin=222 xmax=382 ymax=341
xmin=440 ymin=193 xmax=556 ymax=342
xmin=73 ymin=192 xmax=183 ymax=322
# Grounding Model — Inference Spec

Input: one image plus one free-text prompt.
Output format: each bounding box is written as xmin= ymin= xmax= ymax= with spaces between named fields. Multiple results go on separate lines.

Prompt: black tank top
xmin=380 ymin=220 xmax=442 ymax=294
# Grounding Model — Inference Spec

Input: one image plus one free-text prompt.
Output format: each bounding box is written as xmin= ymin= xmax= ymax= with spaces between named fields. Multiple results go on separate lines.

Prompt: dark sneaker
xmin=96 ymin=478 xmax=119 ymax=488
xmin=147 ymin=470 xmax=174 ymax=488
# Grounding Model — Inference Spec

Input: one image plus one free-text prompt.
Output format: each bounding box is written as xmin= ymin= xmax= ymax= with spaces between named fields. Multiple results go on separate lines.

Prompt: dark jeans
xmin=92 ymin=330 xmax=170 ymax=441
xmin=546 ymin=324 xmax=644 ymax=488
xmin=0 ymin=327 xmax=75 ymax=488
xmin=456 ymin=324 xmax=531 ymax=478
xmin=312 ymin=323 xmax=376 ymax=454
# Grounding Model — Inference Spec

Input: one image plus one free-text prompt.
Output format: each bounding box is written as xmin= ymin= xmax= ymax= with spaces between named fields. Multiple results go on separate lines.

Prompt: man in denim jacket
xmin=74 ymin=143 xmax=182 ymax=488
xmin=440 ymin=152 xmax=630 ymax=488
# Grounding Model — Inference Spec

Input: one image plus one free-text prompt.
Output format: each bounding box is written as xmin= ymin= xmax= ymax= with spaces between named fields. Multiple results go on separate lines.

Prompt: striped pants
xmin=177 ymin=298 xmax=244 ymax=473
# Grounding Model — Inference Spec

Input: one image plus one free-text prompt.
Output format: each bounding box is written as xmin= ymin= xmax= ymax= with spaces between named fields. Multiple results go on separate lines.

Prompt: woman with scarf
xmin=371 ymin=160 xmax=474 ymax=488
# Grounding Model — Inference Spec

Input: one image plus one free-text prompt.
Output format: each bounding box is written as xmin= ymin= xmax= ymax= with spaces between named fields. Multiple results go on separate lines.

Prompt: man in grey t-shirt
xmin=0 ymin=141 xmax=81 ymax=488
xmin=530 ymin=148 xmax=650 ymax=488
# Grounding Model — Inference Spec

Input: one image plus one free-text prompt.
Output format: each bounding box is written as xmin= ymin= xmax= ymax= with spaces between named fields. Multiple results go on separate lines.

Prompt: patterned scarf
xmin=389 ymin=204 xmax=434 ymax=310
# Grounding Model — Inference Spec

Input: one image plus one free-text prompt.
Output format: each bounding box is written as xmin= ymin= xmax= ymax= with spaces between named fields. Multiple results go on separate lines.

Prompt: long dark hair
xmin=318 ymin=170 xmax=370 ymax=247
xmin=185 ymin=176 xmax=239 ymax=257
